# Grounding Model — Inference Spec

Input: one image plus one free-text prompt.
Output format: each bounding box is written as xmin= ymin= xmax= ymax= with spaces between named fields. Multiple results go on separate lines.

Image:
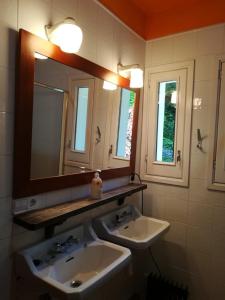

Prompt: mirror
xmin=31 ymin=58 xmax=136 ymax=179
xmin=13 ymin=29 xmax=139 ymax=198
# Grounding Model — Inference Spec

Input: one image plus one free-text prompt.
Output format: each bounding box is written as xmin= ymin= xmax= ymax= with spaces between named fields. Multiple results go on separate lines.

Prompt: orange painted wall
xmin=98 ymin=0 xmax=225 ymax=40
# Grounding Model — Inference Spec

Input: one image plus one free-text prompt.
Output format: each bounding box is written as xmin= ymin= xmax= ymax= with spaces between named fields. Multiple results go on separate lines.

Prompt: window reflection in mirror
xmin=73 ymin=87 xmax=89 ymax=152
xmin=116 ymin=89 xmax=135 ymax=159
xmin=30 ymin=57 xmax=136 ymax=179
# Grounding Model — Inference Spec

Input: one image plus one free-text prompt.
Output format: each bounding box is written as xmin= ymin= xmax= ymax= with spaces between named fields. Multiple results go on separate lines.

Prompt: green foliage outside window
xmin=162 ymin=82 xmax=176 ymax=162
xmin=129 ymin=91 xmax=135 ymax=107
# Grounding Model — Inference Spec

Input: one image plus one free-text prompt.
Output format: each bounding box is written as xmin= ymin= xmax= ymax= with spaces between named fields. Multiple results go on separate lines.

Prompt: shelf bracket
xmin=45 ymin=219 xmax=67 ymax=239
xmin=117 ymin=197 xmax=125 ymax=206
xmin=45 ymin=225 xmax=55 ymax=239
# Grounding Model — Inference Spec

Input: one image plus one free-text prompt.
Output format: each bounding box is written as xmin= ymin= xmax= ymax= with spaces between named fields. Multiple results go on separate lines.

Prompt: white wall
xmin=135 ymin=24 xmax=225 ymax=300
xmin=0 ymin=1 xmax=145 ymax=299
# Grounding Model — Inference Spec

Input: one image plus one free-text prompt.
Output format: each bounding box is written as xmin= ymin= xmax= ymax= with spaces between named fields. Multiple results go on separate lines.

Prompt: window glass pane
xmin=156 ymin=81 xmax=177 ymax=162
xmin=74 ymin=87 xmax=89 ymax=152
xmin=116 ymin=89 xmax=135 ymax=159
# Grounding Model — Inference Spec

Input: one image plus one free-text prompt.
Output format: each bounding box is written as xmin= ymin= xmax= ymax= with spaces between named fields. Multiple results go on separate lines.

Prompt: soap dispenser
xmin=91 ymin=170 xmax=103 ymax=199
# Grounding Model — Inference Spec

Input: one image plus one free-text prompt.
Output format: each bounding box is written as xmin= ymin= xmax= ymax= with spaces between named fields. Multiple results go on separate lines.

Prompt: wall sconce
xmin=103 ymin=80 xmax=117 ymax=90
xmin=45 ymin=17 xmax=83 ymax=53
xmin=117 ymin=63 xmax=143 ymax=88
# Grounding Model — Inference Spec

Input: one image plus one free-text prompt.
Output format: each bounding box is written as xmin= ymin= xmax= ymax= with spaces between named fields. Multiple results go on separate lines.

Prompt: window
xmin=73 ymin=87 xmax=89 ymax=152
xmin=214 ymin=61 xmax=225 ymax=184
xmin=116 ymin=89 xmax=135 ymax=159
xmin=64 ymin=79 xmax=94 ymax=167
xmin=208 ymin=59 xmax=225 ymax=191
xmin=141 ymin=61 xmax=194 ymax=186
xmin=156 ymin=81 xmax=177 ymax=163
xmin=104 ymin=87 xmax=136 ymax=169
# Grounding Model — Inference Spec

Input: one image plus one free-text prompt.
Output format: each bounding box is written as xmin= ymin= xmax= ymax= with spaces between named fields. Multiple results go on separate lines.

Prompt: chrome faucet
xmin=115 ymin=210 xmax=132 ymax=224
xmin=47 ymin=235 xmax=80 ymax=258
xmin=62 ymin=235 xmax=80 ymax=247
xmin=48 ymin=242 xmax=64 ymax=257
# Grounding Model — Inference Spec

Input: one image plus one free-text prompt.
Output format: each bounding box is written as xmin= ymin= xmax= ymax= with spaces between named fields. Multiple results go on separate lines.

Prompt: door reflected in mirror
xmin=31 ymin=57 xmax=136 ymax=179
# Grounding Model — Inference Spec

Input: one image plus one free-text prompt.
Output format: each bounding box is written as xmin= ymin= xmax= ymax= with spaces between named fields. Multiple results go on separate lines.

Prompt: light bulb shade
xmin=103 ymin=81 xmax=117 ymax=90
xmin=130 ymin=68 xmax=143 ymax=88
xmin=47 ymin=18 xmax=83 ymax=53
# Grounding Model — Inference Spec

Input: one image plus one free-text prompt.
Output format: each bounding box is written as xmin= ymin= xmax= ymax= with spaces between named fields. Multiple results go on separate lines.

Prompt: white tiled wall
xmin=0 ymin=1 xmax=145 ymax=299
xmin=137 ymin=24 xmax=225 ymax=300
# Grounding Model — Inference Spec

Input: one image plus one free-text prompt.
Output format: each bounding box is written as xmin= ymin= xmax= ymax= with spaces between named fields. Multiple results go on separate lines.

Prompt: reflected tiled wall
xmin=0 ymin=1 xmax=145 ymax=299
xmin=135 ymin=24 xmax=225 ymax=300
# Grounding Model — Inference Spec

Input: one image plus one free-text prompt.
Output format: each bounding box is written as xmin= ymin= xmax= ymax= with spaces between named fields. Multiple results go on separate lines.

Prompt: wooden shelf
xmin=13 ymin=183 xmax=147 ymax=233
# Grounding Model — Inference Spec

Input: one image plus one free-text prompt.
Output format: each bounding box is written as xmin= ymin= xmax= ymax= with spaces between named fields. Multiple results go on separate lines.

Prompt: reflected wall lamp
xmin=45 ymin=17 xmax=83 ymax=53
xmin=103 ymin=80 xmax=117 ymax=90
xmin=117 ymin=63 xmax=143 ymax=88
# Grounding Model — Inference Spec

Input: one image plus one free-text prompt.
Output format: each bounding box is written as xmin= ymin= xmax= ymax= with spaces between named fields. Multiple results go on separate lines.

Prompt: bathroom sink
xmin=93 ymin=205 xmax=170 ymax=249
xmin=15 ymin=224 xmax=131 ymax=299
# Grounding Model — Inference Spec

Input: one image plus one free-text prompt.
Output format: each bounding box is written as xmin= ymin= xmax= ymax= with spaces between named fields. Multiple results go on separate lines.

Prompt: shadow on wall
xmin=151 ymin=240 xmax=211 ymax=300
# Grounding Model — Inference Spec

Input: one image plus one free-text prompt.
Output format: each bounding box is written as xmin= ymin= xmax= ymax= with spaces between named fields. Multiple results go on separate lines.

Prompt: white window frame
xmin=59 ymin=92 xmax=69 ymax=175
xmin=140 ymin=61 xmax=194 ymax=187
xmin=208 ymin=56 xmax=225 ymax=191
xmin=64 ymin=78 xmax=95 ymax=169
xmin=103 ymin=87 xmax=134 ymax=169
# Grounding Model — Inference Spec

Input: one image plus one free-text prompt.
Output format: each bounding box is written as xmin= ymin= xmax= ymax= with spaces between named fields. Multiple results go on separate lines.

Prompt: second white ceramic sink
xmin=94 ymin=205 xmax=170 ymax=249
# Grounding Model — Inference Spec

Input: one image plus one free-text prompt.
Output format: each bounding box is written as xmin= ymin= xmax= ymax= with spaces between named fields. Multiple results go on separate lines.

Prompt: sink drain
xmin=71 ymin=280 xmax=82 ymax=288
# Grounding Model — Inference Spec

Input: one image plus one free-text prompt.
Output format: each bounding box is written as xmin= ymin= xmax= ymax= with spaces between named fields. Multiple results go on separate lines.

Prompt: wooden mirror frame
xmin=13 ymin=29 xmax=140 ymax=198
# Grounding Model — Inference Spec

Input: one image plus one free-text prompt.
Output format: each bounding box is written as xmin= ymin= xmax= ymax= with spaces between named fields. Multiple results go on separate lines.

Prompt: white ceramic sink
xmin=15 ymin=224 xmax=131 ymax=299
xmin=94 ymin=205 xmax=170 ymax=249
